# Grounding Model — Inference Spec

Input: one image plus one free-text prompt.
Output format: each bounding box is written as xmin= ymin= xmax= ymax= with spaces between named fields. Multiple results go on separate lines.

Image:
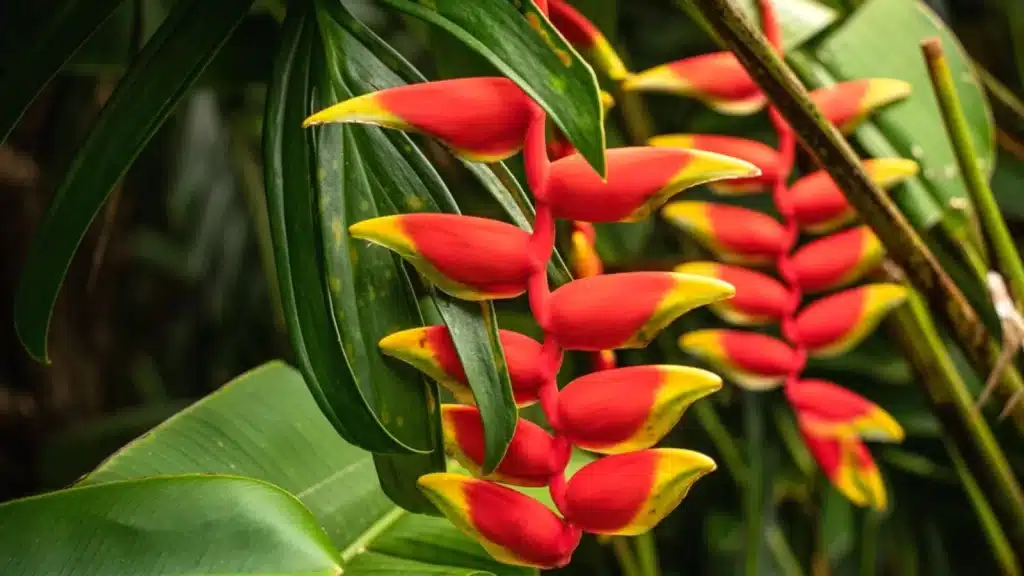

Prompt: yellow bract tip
xmin=648 ymin=134 xmax=697 ymax=149
xmin=863 ymin=157 xmax=920 ymax=188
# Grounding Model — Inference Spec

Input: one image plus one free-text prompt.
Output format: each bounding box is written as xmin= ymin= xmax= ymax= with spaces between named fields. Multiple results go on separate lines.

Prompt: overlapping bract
xmin=637 ymin=2 xmax=910 ymax=510
xmin=302 ymin=4 xmax=759 ymax=564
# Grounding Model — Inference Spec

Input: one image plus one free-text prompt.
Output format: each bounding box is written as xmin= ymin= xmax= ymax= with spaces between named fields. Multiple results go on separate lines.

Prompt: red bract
xmin=379 ymin=326 xmax=545 ymax=406
xmin=785 ymin=379 xmax=904 ymax=442
xmin=624 ymin=52 xmax=766 ymax=116
xmin=349 ymin=214 xmax=533 ymax=301
xmin=795 ymin=284 xmax=908 ymax=357
xmin=649 ymin=134 xmax=784 ymax=194
xmin=442 ymin=405 xmax=563 ymax=487
xmin=547 ymin=272 xmax=735 ymax=350
xmin=675 ymin=262 xmax=790 ymax=326
xmin=304 ymin=77 xmax=533 ymax=162
xmin=642 ymin=0 xmax=908 ymax=510
xmin=791 ymin=226 xmax=885 ymax=293
xmin=562 ymin=449 xmax=717 ymax=535
xmin=809 ymin=79 xmax=912 ymax=134
xmin=679 ymin=329 xmax=800 ymax=391
xmin=547 ymin=147 xmax=759 ymax=222
xmin=558 ymin=365 xmax=721 ymax=453
xmin=790 ymin=158 xmax=920 ymax=234
xmin=662 ymin=201 xmax=788 ymax=266
xmin=418 ymin=473 xmax=582 ymax=568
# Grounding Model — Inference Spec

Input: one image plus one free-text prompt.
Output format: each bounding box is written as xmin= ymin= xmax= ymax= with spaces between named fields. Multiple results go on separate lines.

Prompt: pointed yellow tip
xmin=676 ymin=150 xmax=761 ymax=190
xmin=378 ymin=326 xmax=431 ymax=356
xmin=660 ymin=201 xmax=708 ymax=228
xmin=348 ymin=215 xmax=414 ymax=255
xmin=860 ymin=407 xmax=906 ymax=443
xmin=648 ymin=134 xmax=697 ymax=149
xmin=657 ymin=448 xmax=718 ymax=476
xmin=863 ymin=157 xmax=920 ymax=188
xmin=677 ymin=329 xmax=721 ymax=356
xmin=867 ymin=283 xmax=909 ymax=311
xmin=659 ymin=365 xmax=723 ymax=401
xmin=621 ymin=66 xmax=688 ymax=94
xmin=302 ymin=93 xmax=402 ymax=129
xmin=863 ymin=78 xmax=913 ymax=111
xmin=417 ymin=472 xmax=470 ymax=498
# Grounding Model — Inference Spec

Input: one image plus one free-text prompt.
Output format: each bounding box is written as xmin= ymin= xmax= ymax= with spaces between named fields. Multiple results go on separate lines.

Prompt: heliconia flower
xmin=349 ymin=214 xmax=532 ymax=301
xmin=623 ymin=52 xmax=766 ymax=116
xmin=569 ymin=221 xmax=603 ymax=277
xmin=562 ymin=448 xmax=716 ymax=535
xmin=648 ymin=134 xmax=783 ymax=195
xmin=791 ymin=226 xmax=885 ymax=293
xmin=809 ymin=79 xmax=912 ymax=134
xmin=661 ymin=201 xmax=787 ymax=266
xmin=790 ymin=158 xmax=920 ymax=234
xmin=378 ymin=326 xmax=544 ymax=407
xmin=303 ymin=77 xmax=532 ymax=162
xmin=418 ymin=473 xmax=582 ymax=568
xmin=548 ymin=272 xmax=735 ymax=350
xmin=441 ymin=405 xmax=562 ymax=487
xmin=798 ymin=423 xmax=888 ymax=510
xmin=547 ymin=147 xmax=760 ymax=222
xmin=678 ymin=329 xmax=799 ymax=390
xmin=549 ymin=0 xmax=630 ymax=81
xmin=674 ymin=261 xmax=789 ymax=326
xmin=795 ymin=283 xmax=908 ymax=357
xmin=785 ymin=379 xmax=904 ymax=442
xmin=557 ymin=365 xmax=722 ymax=454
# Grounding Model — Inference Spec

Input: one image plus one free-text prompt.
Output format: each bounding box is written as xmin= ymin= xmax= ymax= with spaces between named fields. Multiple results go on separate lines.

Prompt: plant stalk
xmin=889 ymin=289 xmax=1024 ymax=553
xmin=924 ymin=38 xmax=1024 ymax=309
xmin=689 ymin=0 xmax=1024 ymax=432
xmin=743 ymin=391 xmax=765 ymax=576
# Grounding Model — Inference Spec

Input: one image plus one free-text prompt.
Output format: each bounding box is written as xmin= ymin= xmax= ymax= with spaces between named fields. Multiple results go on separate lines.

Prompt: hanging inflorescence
xmin=620 ymin=0 xmax=913 ymax=509
xmin=303 ymin=0 xmax=767 ymax=568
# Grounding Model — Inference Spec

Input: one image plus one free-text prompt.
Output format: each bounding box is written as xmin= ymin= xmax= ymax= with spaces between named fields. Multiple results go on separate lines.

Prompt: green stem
xmin=694 ymin=399 xmax=749 ymax=487
xmin=690 ymin=0 xmax=1024 ymax=433
xmin=859 ymin=510 xmax=880 ymax=576
xmin=943 ymin=435 xmax=1023 ymax=576
xmin=924 ymin=39 xmax=1024 ymax=308
xmin=972 ymin=60 xmax=1024 ymax=141
xmin=611 ymin=536 xmax=642 ymax=576
xmin=766 ymin=525 xmax=807 ymax=576
xmin=889 ymin=290 xmax=1024 ymax=553
xmin=634 ymin=531 xmax=661 ymax=576
xmin=743 ymin=391 xmax=765 ymax=576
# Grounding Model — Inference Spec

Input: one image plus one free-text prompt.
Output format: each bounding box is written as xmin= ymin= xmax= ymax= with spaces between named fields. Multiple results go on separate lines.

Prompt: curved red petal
xmin=304 ymin=77 xmax=533 ymax=162
xmin=795 ymin=284 xmax=908 ymax=357
xmin=662 ymin=202 xmax=788 ymax=266
xmin=649 ymin=134 xmax=783 ymax=194
xmin=350 ymin=214 xmax=533 ymax=301
xmin=548 ymin=272 xmax=735 ymax=350
xmin=791 ymin=226 xmax=884 ymax=293
xmin=624 ymin=53 xmax=765 ymax=115
xmin=442 ymin=405 xmax=561 ymax=487
xmin=680 ymin=329 xmax=799 ymax=390
xmin=676 ymin=262 xmax=790 ymax=325
xmin=786 ymin=379 xmax=904 ymax=442
xmin=547 ymin=147 xmax=759 ymax=222
xmin=558 ymin=365 xmax=721 ymax=453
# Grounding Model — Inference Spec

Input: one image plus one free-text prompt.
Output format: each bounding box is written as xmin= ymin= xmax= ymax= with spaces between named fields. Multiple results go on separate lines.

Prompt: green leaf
xmin=83 ymin=361 xmax=533 ymax=576
xmin=0 ymin=475 xmax=343 ymax=575
xmin=432 ymin=293 xmax=516 ymax=473
xmin=0 ymin=0 xmax=128 ymax=142
xmin=262 ymin=3 xmax=422 ymax=455
xmin=378 ymin=0 xmax=606 ymax=175
xmin=812 ymin=0 xmax=994 ymax=226
xmin=13 ymin=0 xmax=255 ymax=362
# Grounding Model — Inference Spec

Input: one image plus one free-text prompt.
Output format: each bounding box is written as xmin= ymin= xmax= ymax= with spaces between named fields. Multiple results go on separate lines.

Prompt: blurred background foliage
xmin=1 ymin=0 xmax=1023 ymax=574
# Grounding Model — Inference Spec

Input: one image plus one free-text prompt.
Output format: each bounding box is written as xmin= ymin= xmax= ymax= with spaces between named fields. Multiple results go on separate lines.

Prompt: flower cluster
xmin=303 ymin=0 xmax=764 ymax=568
xmin=619 ymin=0 xmax=913 ymax=508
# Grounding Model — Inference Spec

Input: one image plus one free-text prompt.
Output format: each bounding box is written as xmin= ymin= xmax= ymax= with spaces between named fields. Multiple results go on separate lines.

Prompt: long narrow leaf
xmin=14 ymin=0 xmax=255 ymax=361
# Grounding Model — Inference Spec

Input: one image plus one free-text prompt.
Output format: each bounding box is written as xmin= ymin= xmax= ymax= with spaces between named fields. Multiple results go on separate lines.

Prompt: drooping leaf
xmin=314 ymin=4 xmax=518 ymax=496
xmin=0 ymin=0 xmax=128 ymax=142
xmin=0 ymin=475 xmax=343 ymax=576
xmin=262 ymin=4 xmax=422 ymax=455
xmin=83 ymin=361 xmax=532 ymax=576
xmin=13 ymin=0 xmax=255 ymax=361
xmin=378 ymin=0 xmax=607 ymax=175
xmin=813 ymin=0 xmax=994 ymax=228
